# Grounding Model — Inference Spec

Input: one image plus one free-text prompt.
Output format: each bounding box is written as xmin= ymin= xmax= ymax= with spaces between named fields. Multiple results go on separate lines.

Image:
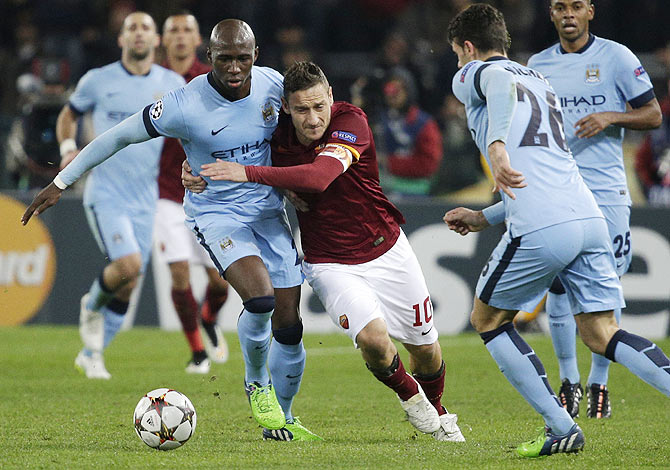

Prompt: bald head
xmin=210 ymin=19 xmax=255 ymax=49
xmin=206 ymin=19 xmax=258 ymax=101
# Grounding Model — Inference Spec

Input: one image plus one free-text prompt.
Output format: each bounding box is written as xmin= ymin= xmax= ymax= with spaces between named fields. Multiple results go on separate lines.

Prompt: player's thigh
xmin=366 ymin=230 xmax=438 ymax=346
xmin=187 ymin=216 xmax=264 ymax=279
xmin=154 ymin=199 xmax=197 ymax=264
xmin=250 ymin=211 xmax=303 ymax=289
xmin=476 ymin=223 xmax=582 ymax=313
xmin=558 ymin=217 xmax=625 ymax=315
xmin=303 ymin=262 xmax=383 ymax=347
xmin=600 ymin=205 xmax=632 ymax=276
xmin=85 ymin=202 xmax=143 ymax=263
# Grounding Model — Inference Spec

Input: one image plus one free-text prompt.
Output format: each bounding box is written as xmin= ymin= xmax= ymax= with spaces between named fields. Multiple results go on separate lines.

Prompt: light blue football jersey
xmin=452 ymin=57 xmax=602 ymax=237
xmin=528 ymin=35 xmax=655 ymax=206
xmin=143 ymin=67 xmax=284 ymax=223
xmin=69 ymin=61 xmax=185 ymax=210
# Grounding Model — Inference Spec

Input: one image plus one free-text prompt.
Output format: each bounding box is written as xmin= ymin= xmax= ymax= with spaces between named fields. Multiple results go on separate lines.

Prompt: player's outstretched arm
xmin=21 ymin=183 xmax=63 ymax=225
xmin=202 ymin=156 xmax=344 ymax=193
xmin=23 ymin=111 xmax=153 ymax=225
xmin=200 ymin=160 xmax=248 ymax=182
xmin=443 ymin=207 xmax=490 ymax=236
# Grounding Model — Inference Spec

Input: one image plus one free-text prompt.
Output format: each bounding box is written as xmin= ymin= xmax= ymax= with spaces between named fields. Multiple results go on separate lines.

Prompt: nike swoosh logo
xmin=286 ymin=373 xmax=302 ymax=379
xmin=211 ymin=125 xmax=228 ymax=135
xmin=616 ymin=262 xmax=624 ymax=268
xmin=421 ymin=326 xmax=433 ymax=336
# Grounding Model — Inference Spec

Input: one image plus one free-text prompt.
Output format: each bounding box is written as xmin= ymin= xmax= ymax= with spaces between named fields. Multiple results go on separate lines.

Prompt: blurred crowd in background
xmin=2 ymin=0 xmax=670 ymax=205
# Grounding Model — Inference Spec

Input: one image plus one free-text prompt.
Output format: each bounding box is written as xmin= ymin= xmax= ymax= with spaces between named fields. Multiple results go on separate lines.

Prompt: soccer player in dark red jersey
xmin=155 ymin=13 xmax=230 ymax=373
xmin=186 ymin=61 xmax=465 ymax=441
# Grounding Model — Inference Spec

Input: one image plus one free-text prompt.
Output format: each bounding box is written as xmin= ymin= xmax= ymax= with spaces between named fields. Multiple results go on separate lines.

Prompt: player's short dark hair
xmin=283 ymin=61 xmax=329 ymax=98
xmin=163 ymin=10 xmax=197 ymax=33
xmin=447 ymin=3 xmax=511 ymax=54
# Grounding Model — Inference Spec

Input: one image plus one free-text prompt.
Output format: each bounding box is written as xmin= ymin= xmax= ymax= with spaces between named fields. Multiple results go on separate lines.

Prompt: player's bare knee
xmin=357 ymin=327 xmax=394 ymax=363
xmin=113 ymin=254 xmax=142 ymax=282
xmin=406 ymin=342 xmax=440 ymax=364
xmin=168 ymin=261 xmax=190 ymax=290
xmin=115 ymin=281 xmax=135 ymax=301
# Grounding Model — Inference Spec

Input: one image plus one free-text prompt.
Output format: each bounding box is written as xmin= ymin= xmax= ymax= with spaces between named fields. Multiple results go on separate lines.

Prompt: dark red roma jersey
xmin=257 ymin=101 xmax=406 ymax=264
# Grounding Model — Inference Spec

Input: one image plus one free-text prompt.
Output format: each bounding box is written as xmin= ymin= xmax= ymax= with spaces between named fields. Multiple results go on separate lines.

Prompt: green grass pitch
xmin=1 ymin=326 xmax=669 ymax=469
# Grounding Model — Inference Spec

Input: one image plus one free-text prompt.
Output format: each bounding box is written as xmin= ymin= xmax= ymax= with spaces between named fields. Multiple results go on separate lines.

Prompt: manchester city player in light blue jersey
xmin=53 ymin=12 xmax=184 ymax=380
xmin=442 ymin=4 xmax=670 ymax=458
xmin=23 ymin=19 xmax=320 ymax=442
xmin=527 ymin=0 xmax=662 ymax=419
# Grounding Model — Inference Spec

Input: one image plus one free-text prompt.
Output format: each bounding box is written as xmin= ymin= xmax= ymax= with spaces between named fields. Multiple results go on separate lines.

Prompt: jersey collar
xmin=485 ymin=56 xmax=508 ymax=62
xmin=559 ymin=33 xmax=595 ymax=54
xmin=119 ymin=61 xmax=152 ymax=76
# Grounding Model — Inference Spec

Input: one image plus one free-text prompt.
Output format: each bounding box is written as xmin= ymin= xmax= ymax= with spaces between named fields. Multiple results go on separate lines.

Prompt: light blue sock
xmin=86 ymin=273 xmax=115 ymax=312
xmin=102 ymin=308 xmax=125 ymax=349
xmin=237 ymin=310 xmax=272 ymax=386
xmin=482 ymin=323 xmax=575 ymax=435
xmin=587 ymin=308 xmax=622 ymax=386
xmin=547 ymin=291 xmax=580 ymax=384
xmin=268 ymin=339 xmax=306 ymax=422
xmin=605 ymin=329 xmax=670 ymax=396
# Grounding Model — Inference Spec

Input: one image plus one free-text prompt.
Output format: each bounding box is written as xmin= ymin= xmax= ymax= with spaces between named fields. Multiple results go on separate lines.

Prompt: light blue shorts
xmin=84 ymin=202 xmax=154 ymax=268
xmin=186 ymin=210 xmax=303 ymax=289
xmin=601 ymin=205 xmax=632 ymax=277
xmin=476 ymin=217 xmax=625 ymax=314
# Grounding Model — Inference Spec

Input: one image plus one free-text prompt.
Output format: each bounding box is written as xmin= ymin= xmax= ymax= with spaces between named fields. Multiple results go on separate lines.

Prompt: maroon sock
xmin=369 ymin=354 xmax=419 ymax=401
xmin=202 ymin=285 xmax=229 ymax=324
xmin=414 ymin=361 xmax=446 ymax=415
xmin=172 ymin=288 xmax=204 ymax=352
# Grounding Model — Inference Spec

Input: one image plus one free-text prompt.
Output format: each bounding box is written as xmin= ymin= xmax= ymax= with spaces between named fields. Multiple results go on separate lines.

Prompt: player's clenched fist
xmin=443 ymin=207 xmax=490 ymax=236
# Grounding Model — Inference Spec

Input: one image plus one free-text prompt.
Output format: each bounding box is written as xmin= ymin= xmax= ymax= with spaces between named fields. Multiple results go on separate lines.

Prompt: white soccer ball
xmin=133 ymin=388 xmax=197 ymax=450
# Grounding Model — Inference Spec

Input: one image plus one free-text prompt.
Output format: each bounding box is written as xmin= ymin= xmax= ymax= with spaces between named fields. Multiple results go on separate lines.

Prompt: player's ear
xmin=587 ymin=2 xmax=595 ymax=20
xmin=206 ymin=47 xmax=212 ymax=65
xmin=253 ymin=46 xmax=259 ymax=64
xmin=153 ymin=33 xmax=160 ymax=48
xmin=328 ymin=86 xmax=334 ymax=105
xmin=281 ymin=97 xmax=290 ymax=114
xmin=463 ymin=40 xmax=475 ymax=57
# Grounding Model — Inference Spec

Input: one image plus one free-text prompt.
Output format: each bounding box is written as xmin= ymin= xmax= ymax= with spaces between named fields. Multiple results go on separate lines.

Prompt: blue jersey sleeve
xmin=482 ymin=201 xmax=505 ymax=226
xmin=480 ymin=65 xmax=517 ymax=147
xmin=68 ymin=69 xmax=98 ymax=115
xmin=57 ymin=111 xmax=153 ymax=187
xmin=614 ymin=45 xmax=655 ymax=108
xmin=142 ymin=87 xmax=188 ymax=141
